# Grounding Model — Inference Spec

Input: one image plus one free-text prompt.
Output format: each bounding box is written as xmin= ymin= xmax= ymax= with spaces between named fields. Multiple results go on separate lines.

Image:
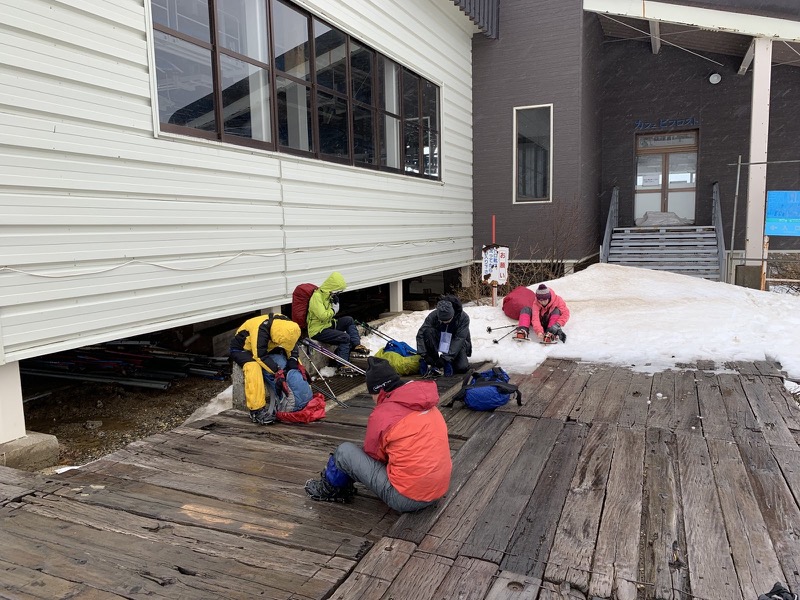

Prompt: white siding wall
xmin=0 ymin=0 xmax=475 ymax=363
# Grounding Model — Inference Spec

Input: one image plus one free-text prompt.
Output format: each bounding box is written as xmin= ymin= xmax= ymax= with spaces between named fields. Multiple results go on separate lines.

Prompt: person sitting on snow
xmin=304 ymin=357 xmax=451 ymax=511
xmin=416 ymin=295 xmax=472 ymax=377
xmin=230 ymin=313 xmax=313 ymax=425
xmin=307 ymin=271 xmax=370 ymax=376
xmin=515 ymin=284 xmax=570 ymax=343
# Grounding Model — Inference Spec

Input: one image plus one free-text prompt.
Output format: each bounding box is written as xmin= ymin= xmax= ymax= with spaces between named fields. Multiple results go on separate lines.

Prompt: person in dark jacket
xmin=229 ymin=313 xmax=312 ymax=425
xmin=416 ymin=295 xmax=472 ymax=377
xmin=304 ymin=357 xmax=451 ymax=512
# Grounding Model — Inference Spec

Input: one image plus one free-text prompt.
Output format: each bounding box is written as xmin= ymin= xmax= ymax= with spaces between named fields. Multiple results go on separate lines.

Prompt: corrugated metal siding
xmin=453 ymin=0 xmax=499 ymax=38
xmin=0 ymin=0 xmax=476 ymax=362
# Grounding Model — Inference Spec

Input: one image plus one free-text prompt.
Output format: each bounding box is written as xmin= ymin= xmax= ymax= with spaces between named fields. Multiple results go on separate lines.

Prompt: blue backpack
xmin=451 ymin=367 xmax=522 ymax=411
xmin=384 ymin=340 xmax=417 ymax=357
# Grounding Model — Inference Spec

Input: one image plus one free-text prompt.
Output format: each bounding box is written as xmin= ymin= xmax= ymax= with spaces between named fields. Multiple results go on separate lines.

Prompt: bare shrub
xmin=767 ymin=253 xmax=800 ymax=294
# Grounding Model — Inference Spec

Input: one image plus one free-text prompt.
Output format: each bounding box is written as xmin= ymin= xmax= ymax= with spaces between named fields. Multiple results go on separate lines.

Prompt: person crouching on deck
xmin=304 ymin=357 xmax=452 ymax=512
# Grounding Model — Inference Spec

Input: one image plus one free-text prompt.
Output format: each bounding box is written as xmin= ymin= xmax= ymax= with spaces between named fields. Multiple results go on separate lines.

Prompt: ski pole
xmin=486 ymin=324 xmax=517 ymax=333
xmin=356 ymin=320 xmax=421 ymax=355
xmin=300 ymin=346 xmax=349 ymax=408
xmin=492 ymin=328 xmax=518 ymax=344
xmin=301 ymin=339 xmax=366 ymax=374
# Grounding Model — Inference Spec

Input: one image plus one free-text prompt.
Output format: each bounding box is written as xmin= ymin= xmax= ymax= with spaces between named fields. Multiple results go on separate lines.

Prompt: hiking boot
xmin=514 ymin=327 xmax=529 ymax=341
xmin=337 ymin=366 xmax=360 ymax=377
xmin=422 ymin=366 xmax=443 ymax=379
xmin=351 ymin=344 xmax=370 ymax=356
xmin=304 ymin=477 xmax=354 ymax=503
xmin=249 ymin=406 xmax=275 ymax=425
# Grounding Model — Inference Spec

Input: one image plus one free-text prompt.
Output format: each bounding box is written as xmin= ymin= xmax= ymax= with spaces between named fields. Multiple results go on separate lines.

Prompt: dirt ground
xmin=23 ymin=375 xmax=231 ymax=468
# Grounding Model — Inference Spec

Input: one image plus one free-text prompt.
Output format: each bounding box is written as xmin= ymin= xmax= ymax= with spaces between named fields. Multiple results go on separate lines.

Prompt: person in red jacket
xmin=515 ymin=284 xmax=570 ymax=343
xmin=304 ymin=357 xmax=452 ymax=512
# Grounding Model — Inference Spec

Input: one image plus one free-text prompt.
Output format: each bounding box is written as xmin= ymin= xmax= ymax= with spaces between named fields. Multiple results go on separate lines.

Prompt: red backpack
xmin=502 ymin=286 xmax=536 ymax=320
xmin=291 ymin=283 xmax=318 ymax=329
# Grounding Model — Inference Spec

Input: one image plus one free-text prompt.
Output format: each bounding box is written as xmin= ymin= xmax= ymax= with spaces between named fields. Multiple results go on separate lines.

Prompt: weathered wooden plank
xmin=593 ymin=367 xmax=633 ymax=423
xmin=517 ymin=359 xmax=574 ymax=418
xmin=568 ymin=367 xmax=616 ymax=424
xmin=544 ymin=423 xmax=616 ymax=593
xmin=696 ymin=372 xmax=734 ymax=442
xmin=754 ymin=360 xmax=785 ymax=378
xmin=1 ymin=509 xmax=303 ymax=599
xmin=739 ymin=375 xmax=797 ymax=447
xmin=642 ymin=427 xmax=688 ymax=600
xmin=718 ymin=373 xmax=758 ymax=433
xmin=502 ymin=421 xmax=589 ymax=578
xmin=729 ymin=361 xmax=759 ymax=376
xmin=647 ymin=371 xmax=676 ymax=429
xmin=735 ymin=429 xmax=800 ymax=593
xmin=541 ymin=367 xmax=592 ymax=420
xmin=483 ymin=570 xmax=541 ymax=600
xmin=0 ymin=482 xmax=32 ymax=504
xmin=537 ymin=580 xmax=587 ymax=600
xmin=390 ymin=412 xmax=514 ymax=544
xmin=53 ymin=471 xmax=370 ymax=559
xmin=589 ymin=427 xmax=644 ymax=600
xmin=673 ymin=370 xmax=702 ymax=431
xmin=676 ymin=432 xmax=742 ymax=600
xmin=762 ymin=375 xmax=800 ymax=432
xmin=442 ymin=404 xmax=490 ymax=439
xmin=326 ymin=537 xmax=415 ymax=600
xmin=380 ymin=551 xmax=454 ymax=599
xmin=0 ymin=556 xmax=127 ymax=599
xmin=707 ymin=438 xmax=784 ymax=600
xmin=419 ymin=417 xmax=537 ymax=558
xmin=460 ymin=418 xmax=563 ymax=563
xmin=618 ymin=371 xmax=652 ymax=429
xmin=431 ymin=556 xmax=498 ymax=600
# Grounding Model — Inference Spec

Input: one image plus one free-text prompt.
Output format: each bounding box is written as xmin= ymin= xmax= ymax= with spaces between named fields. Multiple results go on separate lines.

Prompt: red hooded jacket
xmin=363 ymin=380 xmax=452 ymax=502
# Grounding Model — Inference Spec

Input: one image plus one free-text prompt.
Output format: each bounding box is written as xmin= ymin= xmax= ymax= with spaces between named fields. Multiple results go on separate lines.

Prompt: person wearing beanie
xmin=305 ymin=357 xmax=452 ymax=511
xmin=415 ymin=294 xmax=472 ymax=377
xmin=515 ymin=283 xmax=570 ymax=343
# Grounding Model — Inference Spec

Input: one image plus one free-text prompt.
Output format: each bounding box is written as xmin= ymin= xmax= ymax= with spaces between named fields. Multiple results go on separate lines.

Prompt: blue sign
xmin=765 ymin=191 xmax=800 ymax=237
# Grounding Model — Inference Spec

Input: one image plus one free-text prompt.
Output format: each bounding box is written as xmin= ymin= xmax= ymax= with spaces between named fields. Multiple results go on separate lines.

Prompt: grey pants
xmin=334 ymin=442 xmax=438 ymax=513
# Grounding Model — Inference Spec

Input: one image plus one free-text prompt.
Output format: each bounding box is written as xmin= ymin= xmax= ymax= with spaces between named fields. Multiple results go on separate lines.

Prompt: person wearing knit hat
xmin=515 ymin=283 xmax=570 ymax=343
xmin=304 ymin=356 xmax=452 ymax=511
xmin=416 ymin=294 xmax=472 ymax=377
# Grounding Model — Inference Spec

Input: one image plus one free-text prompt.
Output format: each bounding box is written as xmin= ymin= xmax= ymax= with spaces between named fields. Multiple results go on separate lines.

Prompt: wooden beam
xmin=738 ymin=38 xmax=755 ymax=75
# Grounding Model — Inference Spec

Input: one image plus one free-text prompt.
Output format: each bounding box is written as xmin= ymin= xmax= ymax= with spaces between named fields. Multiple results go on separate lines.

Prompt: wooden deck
xmin=2 ymin=359 xmax=800 ymax=600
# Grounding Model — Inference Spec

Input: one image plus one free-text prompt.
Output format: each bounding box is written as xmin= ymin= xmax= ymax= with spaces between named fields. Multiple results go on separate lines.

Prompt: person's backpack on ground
xmin=447 ymin=367 xmax=522 ymax=411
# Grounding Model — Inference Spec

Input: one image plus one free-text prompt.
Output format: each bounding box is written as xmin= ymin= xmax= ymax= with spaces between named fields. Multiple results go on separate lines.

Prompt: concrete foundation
xmin=0 ymin=431 xmax=59 ymax=472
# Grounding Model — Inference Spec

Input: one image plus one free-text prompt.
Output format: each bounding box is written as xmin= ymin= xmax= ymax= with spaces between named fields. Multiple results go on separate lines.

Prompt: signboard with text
xmin=765 ymin=191 xmax=800 ymax=237
xmin=482 ymin=244 xmax=509 ymax=285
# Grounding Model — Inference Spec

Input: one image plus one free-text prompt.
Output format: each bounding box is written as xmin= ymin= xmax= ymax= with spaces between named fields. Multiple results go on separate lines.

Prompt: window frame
xmin=513 ymin=103 xmax=553 ymax=204
xmin=150 ymin=0 xmax=441 ymax=180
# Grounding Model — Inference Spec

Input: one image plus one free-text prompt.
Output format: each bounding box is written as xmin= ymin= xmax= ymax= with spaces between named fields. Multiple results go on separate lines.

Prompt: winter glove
xmin=434 ymin=355 xmax=445 ymax=369
xmin=330 ymin=292 xmax=339 ymax=305
xmin=274 ymin=370 xmax=290 ymax=398
xmin=331 ymin=301 xmax=340 ymax=315
xmin=285 ymin=357 xmax=299 ymax=372
xmin=546 ymin=324 xmax=562 ymax=336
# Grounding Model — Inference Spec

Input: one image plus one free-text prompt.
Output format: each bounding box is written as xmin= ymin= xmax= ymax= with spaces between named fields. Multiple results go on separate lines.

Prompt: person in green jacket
xmin=307 ymin=272 xmax=370 ymax=375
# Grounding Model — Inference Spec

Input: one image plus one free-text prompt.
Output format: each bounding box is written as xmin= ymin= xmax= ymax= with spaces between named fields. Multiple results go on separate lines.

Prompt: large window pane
xmin=351 ymin=42 xmax=373 ymax=105
xmin=378 ymin=56 xmax=400 ymax=114
xmin=314 ymin=20 xmax=347 ymax=94
xmin=220 ymin=54 xmax=271 ymax=141
xmin=380 ymin=114 xmax=400 ymax=169
xmin=404 ymin=121 xmax=420 ymax=174
xmin=273 ymin=0 xmax=310 ymax=80
xmin=402 ymin=70 xmax=419 ymax=120
xmin=217 ymin=0 xmax=269 ymax=63
xmin=353 ymin=106 xmax=375 ymax=165
xmin=668 ymin=152 xmax=697 ymax=188
xmin=155 ymin=32 xmax=216 ymax=132
xmin=317 ymin=91 xmax=349 ymax=157
xmin=152 ymin=0 xmax=210 ymax=42
xmin=516 ymin=105 xmax=551 ymax=201
xmin=276 ymin=76 xmax=312 ymax=151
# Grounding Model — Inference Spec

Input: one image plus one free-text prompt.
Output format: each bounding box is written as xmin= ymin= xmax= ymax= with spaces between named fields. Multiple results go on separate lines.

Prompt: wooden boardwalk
xmin=2 ymin=359 xmax=800 ymax=600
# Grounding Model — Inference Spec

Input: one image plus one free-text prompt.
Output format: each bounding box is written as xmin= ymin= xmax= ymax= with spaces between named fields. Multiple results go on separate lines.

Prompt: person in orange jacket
xmin=304 ymin=357 xmax=452 ymax=512
xmin=515 ymin=284 xmax=570 ymax=343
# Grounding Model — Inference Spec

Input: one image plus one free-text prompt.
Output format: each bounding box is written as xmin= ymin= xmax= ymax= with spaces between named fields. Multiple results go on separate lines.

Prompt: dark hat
xmin=365 ymin=357 xmax=401 ymax=394
xmin=535 ymin=284 xmax=551 ymax=301
xmin=436 ymin=300 xmax=455 ymax=322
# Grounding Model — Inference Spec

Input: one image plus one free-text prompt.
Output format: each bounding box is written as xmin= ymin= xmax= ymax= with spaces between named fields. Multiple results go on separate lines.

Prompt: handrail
xmin=711 ymin=182 xmax=727 ymax=282
xmin=600 ymin=187 xmax=619 ymax=263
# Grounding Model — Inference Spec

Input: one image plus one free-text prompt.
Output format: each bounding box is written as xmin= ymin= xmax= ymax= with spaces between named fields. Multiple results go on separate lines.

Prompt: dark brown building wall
xmin=599 ymin=39 xmax=800 ymax=251
xmin=472 ymin=0 xmax=599 ymax=261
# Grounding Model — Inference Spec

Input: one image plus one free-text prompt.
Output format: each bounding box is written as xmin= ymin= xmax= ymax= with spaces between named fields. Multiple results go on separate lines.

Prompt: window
xmin=514 ymin=105 xmax=552 ymax=202
xmin=151 ymin=0 xmax=440 ymax=178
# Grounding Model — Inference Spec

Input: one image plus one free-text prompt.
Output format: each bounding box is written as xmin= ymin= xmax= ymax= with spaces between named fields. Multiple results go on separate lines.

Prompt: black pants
xmin=312 ymin=316 xmax=359 ymax=361
xmin=418 ymin=328 xmax=469 ymax=373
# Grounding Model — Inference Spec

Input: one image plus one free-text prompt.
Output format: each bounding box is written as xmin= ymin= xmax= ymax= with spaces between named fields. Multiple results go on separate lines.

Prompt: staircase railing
xmin=600 ymin=187 xmax=619 ymax=263
xmin=711 ymin=182 xmax=727 ymax=282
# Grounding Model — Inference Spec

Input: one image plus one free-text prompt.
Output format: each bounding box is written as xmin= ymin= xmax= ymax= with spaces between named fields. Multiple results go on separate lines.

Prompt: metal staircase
xmin=601 ymin=184 xmax=727 ymax=282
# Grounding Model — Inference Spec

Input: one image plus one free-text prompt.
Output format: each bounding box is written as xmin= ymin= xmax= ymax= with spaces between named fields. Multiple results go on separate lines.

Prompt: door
xmin=635 ymin=131 xmax=698 ymax=222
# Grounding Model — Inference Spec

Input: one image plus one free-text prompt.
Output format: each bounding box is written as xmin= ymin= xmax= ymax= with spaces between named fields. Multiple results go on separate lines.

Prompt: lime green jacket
xmin=307 ymin=272 xmax=347 ymax=338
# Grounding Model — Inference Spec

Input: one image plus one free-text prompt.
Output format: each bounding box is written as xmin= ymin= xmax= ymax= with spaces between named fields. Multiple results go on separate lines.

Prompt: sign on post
xmin=765 ymin=191 xmax=800 ymax=236
xmin=482 ymin=244 xmax=509 ymax=307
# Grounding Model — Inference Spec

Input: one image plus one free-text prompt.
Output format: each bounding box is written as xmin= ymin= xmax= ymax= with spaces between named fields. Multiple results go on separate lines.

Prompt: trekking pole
xmin=301 ymin=339 xmax=366 ymax=375
xmin=299 ymin=346 xmax=349 ymax=409
xmin=492 ymin=328 xmax=518 ymax=344
xmin=486 ymin=324 xmax=516 ymax=333
xmin=355 ymin=320 xmax=422 ymax=355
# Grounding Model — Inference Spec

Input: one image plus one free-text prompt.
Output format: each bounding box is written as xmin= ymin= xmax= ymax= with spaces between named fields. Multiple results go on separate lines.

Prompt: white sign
xmin=482 ymin=245 xmax=509 ymax=285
